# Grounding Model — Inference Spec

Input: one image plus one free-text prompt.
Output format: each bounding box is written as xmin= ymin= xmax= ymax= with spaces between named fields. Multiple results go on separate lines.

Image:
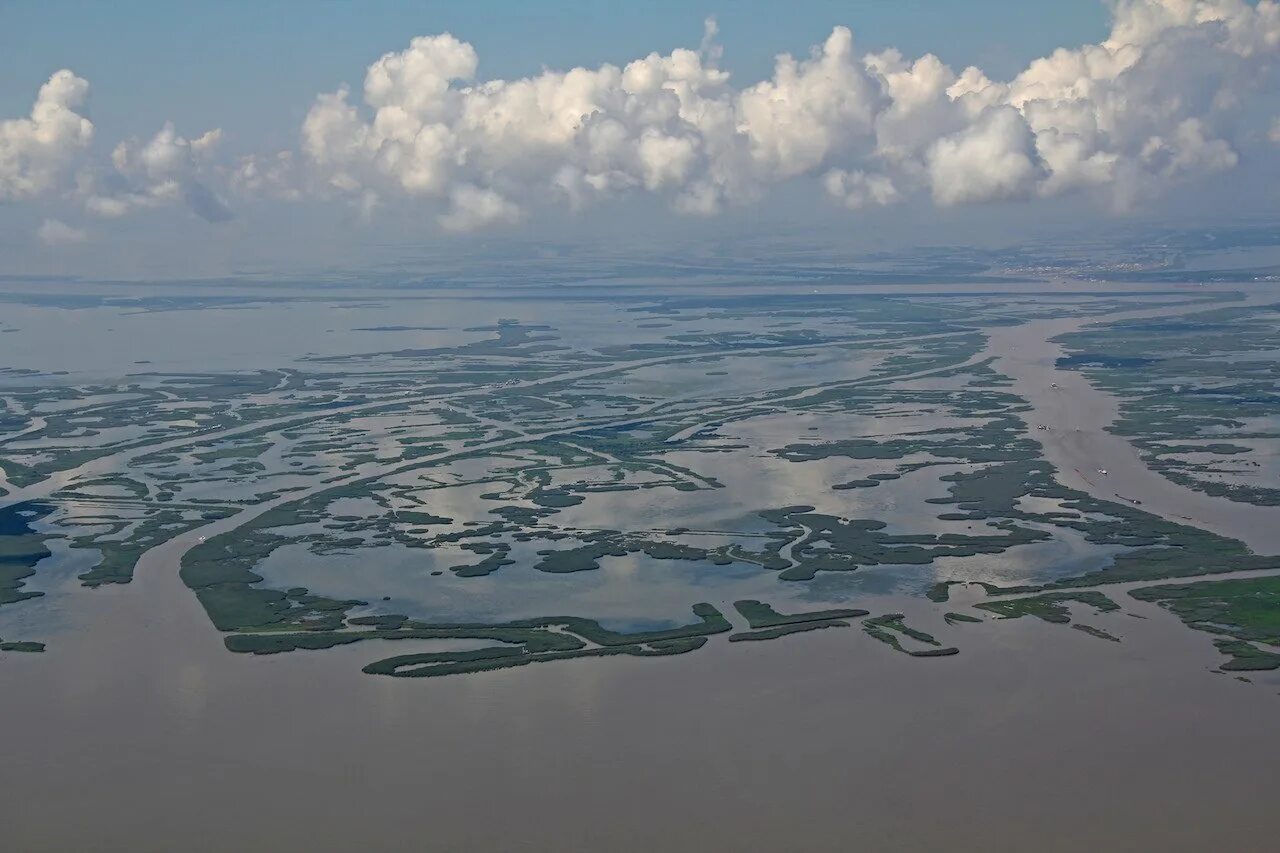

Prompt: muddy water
xmin=4 ymin=462 xmax=1280 ymax=852
xmin=986 ymin=292 xmax=1280 ymax=554
xmin=5 ymin=282 xmax=1280 ymax=851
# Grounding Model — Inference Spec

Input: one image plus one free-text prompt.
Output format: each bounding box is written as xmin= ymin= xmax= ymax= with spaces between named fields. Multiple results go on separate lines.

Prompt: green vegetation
xmin=73 ymin=507 xmax=236 ymax=586
xmin=863 ymin=613 xmax=958 ymax=657
xmin=865 ymin=613 xmax=939 ymax=644
xmin=1056 ymin=302 xmax=1280 ymax=508
xmin=0 ymin=639 xmax=44 ymax=653
xmin=1212 ymin=639 xmax=1280 ymax=672
xmin=758 ymin=503 xmax=1049 ymax=583
xmin=729 ymin=620 xmax=849 ymax=642
xmin=926 ymin=582 xmax=956 ymax=603
xmin=975 ymin=591 xmax=1119 ymax=624
xmin=541 ymin=604 xmax=731 ymax=647
xmin=225 ymin=623 xmax=583 ymax=655
xmin=11 ymin=290 xmax=1277 ymax=682
xmin=220 ymin=603 xmax=730 ymax=679
xmin=1130 ymin=576 xmax=1280 ymax=671
xmin=534 ymin=538 xmax=628 ymax=573
xmin=0 ymin=502 xmax=53 ymax=607
xmin=733 ymin=599 xmax=868 ymax=628
xmin=773 ymin=380 xmax=1280 ymax=591
xmin=832 ymin=479 xmax=880 ymax=490
xmin=1072 ymin=624 xmax=1120 ymax=642
xmin=450 ymin=543 xmax=514 ymax=577
xmin=181 ymin=526 xmax=367 ymax=633
xmin=362 ymin=636 xmax=708 ymax=678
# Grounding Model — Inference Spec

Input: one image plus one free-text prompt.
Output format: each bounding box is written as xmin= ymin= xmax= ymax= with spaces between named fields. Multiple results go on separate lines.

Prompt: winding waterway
xmin=3 ymin=281 xmax=1280 ymax=852
xmin=987 ymin=291 xmax=1280 ymax=554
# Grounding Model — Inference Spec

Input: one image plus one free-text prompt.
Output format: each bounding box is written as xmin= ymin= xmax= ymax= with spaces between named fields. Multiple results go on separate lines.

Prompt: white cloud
xmin=928 ymin=107 xmax=1045 ymax=205
xmin=1141 ymin=118 xmax=1238 ymax=177
xmin=438 ymin=184 xmax=520 ymax=231
xmin=737 ymin=27 xmax=882 ymax=179
xmin=36 ymin=217 xmax=88 ymax=246
xmin=231 ymin=150 xmax=302 ymax=200
xmin=637 ymin=130 xmax=699 ymax=191
xmin=0 ymin=70 xmax=93 ymax=201
xmin=823 ymin=168 xmax=900 ymax=209
xmin=82 ymin=194 xmax=130 ymax=218
xmin=0 ymin=73 xmax=234 ymax=222
xmin=3 ymin=0 xmax=1279 ymax=232
xmin=88 ymin=122 xmax=232 ymax=221
xmin=288 ymin=0 xmax=1279 ymax=229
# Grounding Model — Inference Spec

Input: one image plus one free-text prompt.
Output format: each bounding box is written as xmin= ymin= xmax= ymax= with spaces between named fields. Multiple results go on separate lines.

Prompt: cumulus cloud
xmin=287 ymin=0 xmax=1279 ymax=229
xmin=0 ymin=70 xmax=94 ymax=201
xmin=928 ymin=107 xmax=1046 ymax=205
xmin=4 ymin=1 xmax=1279 ymax=232
xmin=823 ymin=168 xmax=900 ymax=209
xmin=438 ymin=184 xmax=520 ymax=231
xmin=36 ymin=218 xmax=88 ymax=246
xmin=231 ymin=150 xmax=302 ymax=200
xmin=0 ymin=72 xmax=231 ymax=222
xmin=1141 ymin=117 xmax=1239 ymax=177
xmin=86 ymin=122 xmax=232 ymax=221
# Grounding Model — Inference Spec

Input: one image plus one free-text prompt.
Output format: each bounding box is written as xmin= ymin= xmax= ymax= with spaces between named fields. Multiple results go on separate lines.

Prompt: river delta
xmin=3 ymin=276 xmax=1280 ymax=851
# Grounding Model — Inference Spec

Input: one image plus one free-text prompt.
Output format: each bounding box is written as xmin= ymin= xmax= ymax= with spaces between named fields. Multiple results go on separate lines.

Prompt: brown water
xmin=4 ymin=536 xmax=1279 ymax=852
xmin=4 ymin=281 xmax=1280 ymax=851
xmin=987 ymin=292 xmax=1280 ymax=554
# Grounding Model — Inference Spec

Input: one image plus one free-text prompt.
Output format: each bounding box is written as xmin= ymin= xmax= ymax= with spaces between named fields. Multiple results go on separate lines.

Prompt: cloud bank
xmin=6 ymin=0 xmax=1280 ymax=238
xmin=0 ymin=70 xmax=94 ymax=201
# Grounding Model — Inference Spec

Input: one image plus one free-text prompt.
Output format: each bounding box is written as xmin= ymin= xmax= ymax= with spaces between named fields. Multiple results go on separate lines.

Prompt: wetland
xmin=4 ymin=276 xmax=1280 ymax=851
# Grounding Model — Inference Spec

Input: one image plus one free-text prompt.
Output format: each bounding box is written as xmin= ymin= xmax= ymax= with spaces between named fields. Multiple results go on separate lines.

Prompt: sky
xmin=2 ymin=0 xmax=1278 ymax=278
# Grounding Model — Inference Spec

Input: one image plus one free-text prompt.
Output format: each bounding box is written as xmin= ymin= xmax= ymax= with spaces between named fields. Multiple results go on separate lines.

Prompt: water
xmin=3 ymin=277 xmax=1280 ymax=851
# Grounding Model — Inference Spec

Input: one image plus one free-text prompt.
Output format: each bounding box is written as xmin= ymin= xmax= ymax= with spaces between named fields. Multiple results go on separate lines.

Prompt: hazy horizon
xmin=3 ymin=0 xmax=1279 ymax=278
xmin=5 ymin=5 xmax=1280 ymax=852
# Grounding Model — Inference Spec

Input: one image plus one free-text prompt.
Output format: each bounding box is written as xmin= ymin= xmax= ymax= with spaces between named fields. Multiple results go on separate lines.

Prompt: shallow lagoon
xmin=4 ymin=279 xmax=1280 ymax=850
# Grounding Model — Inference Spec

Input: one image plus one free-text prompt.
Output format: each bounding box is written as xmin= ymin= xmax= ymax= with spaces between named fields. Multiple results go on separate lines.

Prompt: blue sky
xmin=2 ymin=1 xmax=1277 ymax=278
xmin=1 ymin=1 xmax=1108 ymax=150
